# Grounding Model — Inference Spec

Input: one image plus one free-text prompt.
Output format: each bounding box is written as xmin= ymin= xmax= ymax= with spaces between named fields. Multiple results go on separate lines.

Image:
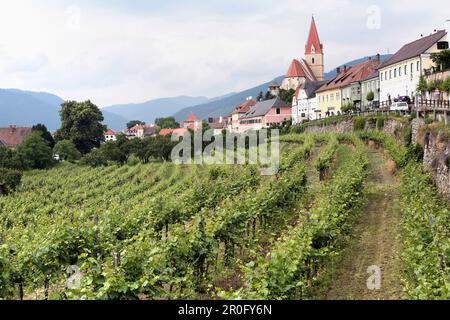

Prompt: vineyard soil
xmin=325 ymin=147 xmax=404 ymax=300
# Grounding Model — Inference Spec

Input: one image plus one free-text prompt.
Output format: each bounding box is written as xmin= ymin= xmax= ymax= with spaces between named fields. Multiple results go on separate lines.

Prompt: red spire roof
xmin=305 ymin=16 xmax=322 ymax=55
xmin=285 ymin=59 xmax=306 ymax=78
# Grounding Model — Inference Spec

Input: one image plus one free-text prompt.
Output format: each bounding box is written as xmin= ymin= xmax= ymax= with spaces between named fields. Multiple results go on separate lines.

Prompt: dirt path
xmin=325 ymin=146 xmax=404 ymax=300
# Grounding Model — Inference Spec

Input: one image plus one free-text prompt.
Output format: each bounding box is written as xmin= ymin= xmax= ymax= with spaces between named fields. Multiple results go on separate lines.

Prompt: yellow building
xmin=316 ymin=59 xmax=381 ymax=117
xmin=316 ymin=88 xmax=342 ymax=118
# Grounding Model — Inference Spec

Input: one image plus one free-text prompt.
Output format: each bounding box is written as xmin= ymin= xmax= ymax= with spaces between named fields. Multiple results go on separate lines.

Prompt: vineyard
xmin=0 ymin=132 xmax=448 ymax=300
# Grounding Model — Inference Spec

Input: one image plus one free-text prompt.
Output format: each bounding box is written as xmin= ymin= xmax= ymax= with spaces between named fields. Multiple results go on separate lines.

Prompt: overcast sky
xmin=0 ymin=0 xmax=448 ymax=106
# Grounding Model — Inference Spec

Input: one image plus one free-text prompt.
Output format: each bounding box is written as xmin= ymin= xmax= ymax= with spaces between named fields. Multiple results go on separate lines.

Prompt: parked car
xmin=394 ymin=96 xmax=411 ymax=104
xmin=390 ymin=101 xmax=409 ymax=111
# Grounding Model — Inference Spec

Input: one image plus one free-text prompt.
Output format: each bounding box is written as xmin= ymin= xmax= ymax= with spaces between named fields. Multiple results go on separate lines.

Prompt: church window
xmin=311 ymin=44 xmax=315 ymax=54
xmin=312 ymin=57 xmax=315 ymax=64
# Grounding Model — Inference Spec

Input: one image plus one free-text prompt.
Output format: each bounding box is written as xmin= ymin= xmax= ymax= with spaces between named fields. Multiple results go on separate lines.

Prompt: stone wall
xmin=383 ymin=119 xmax=407 ymax=142
xmin=301 ymin=116 xmax=450 ymax=201
xmin=421 ymin=130 xmax=450 ymax=201
xmin=304 ymin=120 xmax=353 ymax=134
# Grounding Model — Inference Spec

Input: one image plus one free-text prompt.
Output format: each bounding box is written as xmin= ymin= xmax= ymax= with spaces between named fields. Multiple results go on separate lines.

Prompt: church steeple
xmin=304 ymin=16 xmax=324 ymax=81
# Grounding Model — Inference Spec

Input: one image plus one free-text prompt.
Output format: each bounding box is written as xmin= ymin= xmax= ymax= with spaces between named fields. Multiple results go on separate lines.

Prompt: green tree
xmin=17 ymin=132 xmax=53 ymax=169
xmin=127 ymin=120 xmax=146 ymax=129
xmin=366 ymin=91 xmax=375 ymax=102
xmin=256 ymin=91 xmax=264 ymax=102
xmin=417 ymin=76 xmax=428 ymax=98
xmin=155 ymin=117 xmax=180 ymax=129
xmin=341 ymin=102 xmax=355 ymax=114
xmin=0 ymin=147 xmax=24 ymax=170
xmin=79 ymin=149 xmax=108 ymax=167
xmin=53 ymin=140 xmax=81 ymax=162
xmin=431 ymin=49 xmax=450 ymax=71
xmin=32 ymin=124 xmax=55 ymax=148
xmin=100 ymin=142 xmax=127 ymax=165
xmin=265 ymin=91 xmax=276 ymax=101
xmin=278 ymin=89 xmax=296 ymax=105
xmin=55 ymin=100 xmax=106 ymax=154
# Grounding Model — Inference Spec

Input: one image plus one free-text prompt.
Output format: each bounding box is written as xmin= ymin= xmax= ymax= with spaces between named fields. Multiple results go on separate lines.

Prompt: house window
xmin=336 ymin=92 xmax=340 ymax=100
xmin=276 ymin=108 xmax=281 ymax=115
xmin=394 ymin=69 xmax=397 ymax=78
xmin=404 ymin=65 xmax=407 ymax=75
xmin=381 ymin=73 xmax=383 ymax=81
xmin=399 ymin=67 xmax=402 ymax=77
xmin=385 ymin=71 xmax=388 ymax=80
xmin=417 ymin=61 xmax=420 ymax=72
xmin=411 ymin=63 xmax=414 ymax=74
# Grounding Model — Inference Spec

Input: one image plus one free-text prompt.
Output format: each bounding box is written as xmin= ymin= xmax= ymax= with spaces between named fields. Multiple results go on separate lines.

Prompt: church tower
xmin=304 ymin=16 xmax=324 ymax=81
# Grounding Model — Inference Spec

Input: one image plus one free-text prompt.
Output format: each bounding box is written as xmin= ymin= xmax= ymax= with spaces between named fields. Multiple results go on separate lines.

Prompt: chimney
xmin=446 ymin=19 xmax=450 ymax=33
xmin=344 ymin=65 xmax=348 ymax=72
xmin=9 ymin=125 xmax=16 ymax=134
xmin=376 ymin=53 xmax=381 ymax=61
xmin=336 ymin=67 xmax=341 ymax=74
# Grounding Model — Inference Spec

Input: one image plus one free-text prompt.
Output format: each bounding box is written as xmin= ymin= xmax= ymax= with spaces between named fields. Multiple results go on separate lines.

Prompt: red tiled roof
xmin=285 ymin=59 xmax=317 ymax=81
xmin=184 ymin=113 xmax=199 ymax=122
xmin=173 ymin=128 xmax=188 ymax=135
xmin=0 ymin=126 xmax=32 ymax=148
xmin=104 ymin=129 xmax=116 ymax=136
xmin=159 ymin=128 xmax=175 ymax=136
xmin=305 ymin=16 xmax=322 ymax=55
xmin=286 ymin=59 xmax=305 ymax=78
xmin=316 ymin=59 xmax=381 ymax=93
xmin=231 ymin=99 xmax=257 ymax=115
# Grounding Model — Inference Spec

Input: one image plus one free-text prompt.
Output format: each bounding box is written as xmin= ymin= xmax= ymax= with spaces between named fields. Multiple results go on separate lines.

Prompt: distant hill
xmin=324 ymin=54 xmax=392 ymax=79
xmin=103 ymin=96 xmax=211 ymax=124
xmin=172 ymin=76 xmax=285 ymax=122
xmin=0 ymin=89 xmax=128 ymax=131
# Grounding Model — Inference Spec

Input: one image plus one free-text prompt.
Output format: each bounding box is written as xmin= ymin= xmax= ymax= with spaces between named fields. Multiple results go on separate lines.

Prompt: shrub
xmin=79 ymin=149 xmax=108 ymax=167
xmin=403 ymin=125 xmax=413 ymax=147
xmin=353 ymin=117 xmax=366 ymax=131
xmin=53 ymin=140 xmax=81 ymax=162
xmin=405 ymin=143 xmax=424 ymax=163
xmin=376 ymin=117 xmax=385 ymax=130
xmin=0 ymin=168 xmax=22 ymax=195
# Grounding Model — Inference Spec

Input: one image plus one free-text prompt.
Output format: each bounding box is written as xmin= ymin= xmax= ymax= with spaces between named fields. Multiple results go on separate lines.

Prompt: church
xmin=281 ymin=16 xmax=325 ymax=91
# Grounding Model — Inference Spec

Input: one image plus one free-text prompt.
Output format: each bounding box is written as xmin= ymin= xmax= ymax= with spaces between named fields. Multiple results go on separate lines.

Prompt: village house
xmin=207 ymin=117 xmax=227 ymax=135
xmin=124 ymin=124 xmax=159 ymax=139
xmin=104 ymin=129 xmax=117 ymax=142
xmin=228 ymin=98 xmax=257 ymax=133
xmin=292 ymin=81 xmax=326 ymax=124
xmin=316 ymin=58 xmax=381 ymax=117
xmin=360 ymin=71 xmax=380 ymax=110
xmin=183 ymin=113 xmax=202 ymax=131
xmin=341 ymin=56 xmax=381 ymax=111
xmin=379 ymin=28 xmax=448 ymax=105
xmin=238 ymin=97 xmax=291 ymax=133
xmin=281 ymin=16 xmax=325 ymax=91
xmin=0 ymin=125 xmax=32 ymax=148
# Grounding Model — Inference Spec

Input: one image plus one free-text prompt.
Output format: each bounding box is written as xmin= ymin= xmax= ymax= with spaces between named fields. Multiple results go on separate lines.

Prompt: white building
xmin=379 ymin=29 xmax=448 ymax=104
xmin=104 ymin=129 xmax=117 ymax=142
xmin=292 ymin=81 xmax=325 ymax=124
